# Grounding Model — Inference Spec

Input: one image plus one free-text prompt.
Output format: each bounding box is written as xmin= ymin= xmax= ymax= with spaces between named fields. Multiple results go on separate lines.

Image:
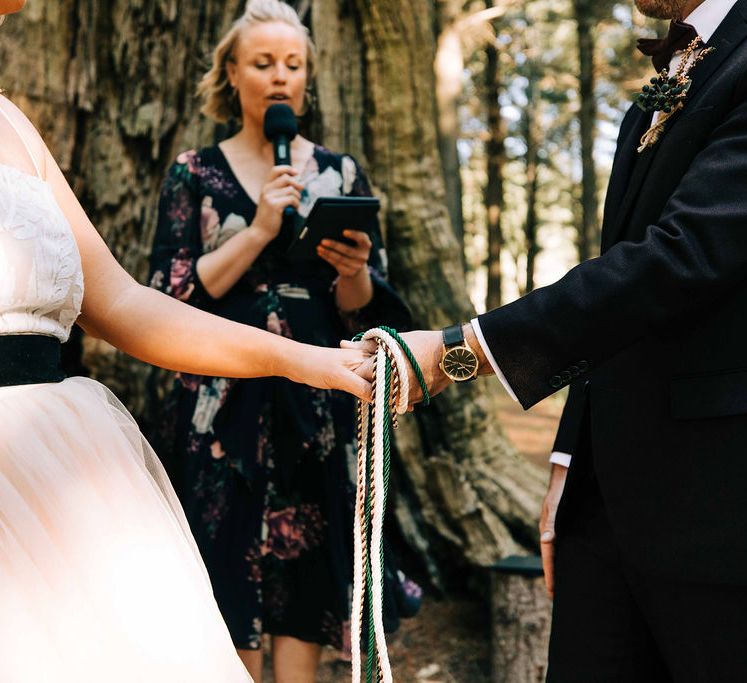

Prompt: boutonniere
xmin=634 ymin=36 xmax=715 ymax=152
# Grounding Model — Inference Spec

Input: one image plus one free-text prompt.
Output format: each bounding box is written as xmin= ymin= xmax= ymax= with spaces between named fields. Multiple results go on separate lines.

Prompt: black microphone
xmin=264 ymin=103 xmax=298 ymax=166
xmin=263 ymin=104 xmax=299 ymax=252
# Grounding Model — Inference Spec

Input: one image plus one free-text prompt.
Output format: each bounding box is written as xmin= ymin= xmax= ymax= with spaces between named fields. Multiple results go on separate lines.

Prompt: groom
xmin=362 ymin=0 xmax=747 ymax=679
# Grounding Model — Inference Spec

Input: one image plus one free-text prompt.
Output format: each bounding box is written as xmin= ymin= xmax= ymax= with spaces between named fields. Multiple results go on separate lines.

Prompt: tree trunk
xmin=574 ymin=0 xmax=600 ymax=261
xmin=323 ymin=0 xmax=546 ymax=586
xmin=310 ymin=0 xmax=367 ymax=165
xmin=484 ymin=41 xmax=507 ymax=311
xmin=434 ymin=21 xmax=467 ymax=248
xmin=491 ymin=566 xmax=551 ymax=682
xmin=1 ymin=0 xmax=546 ymax=588
xmin=522 ymin=76 xmax=540 ymax=295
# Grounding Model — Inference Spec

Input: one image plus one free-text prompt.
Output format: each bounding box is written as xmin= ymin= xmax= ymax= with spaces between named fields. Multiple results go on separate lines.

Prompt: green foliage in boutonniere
xmin=634 ymin=36 xmax=715 ymax=152
xmin=636 ymin=74 xmax=691 ymax=115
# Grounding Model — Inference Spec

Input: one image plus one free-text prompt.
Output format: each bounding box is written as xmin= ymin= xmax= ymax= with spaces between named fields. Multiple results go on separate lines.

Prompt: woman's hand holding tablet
xmin=288 ymin=196 xmax=380 ymax=261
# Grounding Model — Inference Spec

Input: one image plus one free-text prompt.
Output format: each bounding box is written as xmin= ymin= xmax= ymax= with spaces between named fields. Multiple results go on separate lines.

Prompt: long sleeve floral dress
xmin=148 ymin=144 xmax=420 ymax=652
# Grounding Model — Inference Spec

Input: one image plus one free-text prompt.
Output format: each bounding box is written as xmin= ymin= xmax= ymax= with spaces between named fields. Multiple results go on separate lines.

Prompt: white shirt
xmin=472 ymin=0 xmax=739 ymax=468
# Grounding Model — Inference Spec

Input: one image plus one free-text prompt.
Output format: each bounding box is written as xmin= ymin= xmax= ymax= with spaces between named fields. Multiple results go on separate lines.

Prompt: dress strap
xmin=0 ymin=100 xmax=43 ymax=179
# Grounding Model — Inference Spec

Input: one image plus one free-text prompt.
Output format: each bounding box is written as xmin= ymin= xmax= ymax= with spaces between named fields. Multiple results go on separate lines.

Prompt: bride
xmin=0 ymin=1 xmax=371 ymax=681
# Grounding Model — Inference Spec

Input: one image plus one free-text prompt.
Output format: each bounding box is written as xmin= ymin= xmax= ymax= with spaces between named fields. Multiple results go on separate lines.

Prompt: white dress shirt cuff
xmin=470 ymin=317 xmax=519 ymax=403
xmin=549 ymin=451 xmax=572 ymax=468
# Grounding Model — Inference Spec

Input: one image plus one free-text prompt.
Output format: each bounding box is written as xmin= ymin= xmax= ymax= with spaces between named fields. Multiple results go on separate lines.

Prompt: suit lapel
xmin=603 ymin=0 xmax=747 ymax=250
xmin=600 ymin=105 xmax=649 ymax=253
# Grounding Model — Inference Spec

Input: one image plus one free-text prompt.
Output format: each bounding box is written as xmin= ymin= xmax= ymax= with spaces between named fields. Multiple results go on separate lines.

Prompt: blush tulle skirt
xmin=0 ymin=377 xmax=251 ymax=682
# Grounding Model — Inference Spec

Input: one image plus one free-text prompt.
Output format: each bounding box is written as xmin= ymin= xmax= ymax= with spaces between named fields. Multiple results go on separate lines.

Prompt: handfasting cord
xmin=351 ymin=327 xmax=430 ymax=683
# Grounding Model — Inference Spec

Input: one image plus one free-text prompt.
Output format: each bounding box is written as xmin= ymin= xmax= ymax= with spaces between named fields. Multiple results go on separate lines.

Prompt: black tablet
xmin=288 ymin=196 xmax=380 ymax=261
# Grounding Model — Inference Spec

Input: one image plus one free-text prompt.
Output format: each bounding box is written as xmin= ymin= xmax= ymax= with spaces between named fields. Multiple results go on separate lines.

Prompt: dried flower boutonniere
xmin=634 ymin=36 xmax=715 ymax=152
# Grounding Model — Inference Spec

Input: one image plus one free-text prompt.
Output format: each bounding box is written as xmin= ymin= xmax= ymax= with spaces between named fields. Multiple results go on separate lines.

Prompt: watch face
xmin=443 ymin=347 xmax=478 ymax=380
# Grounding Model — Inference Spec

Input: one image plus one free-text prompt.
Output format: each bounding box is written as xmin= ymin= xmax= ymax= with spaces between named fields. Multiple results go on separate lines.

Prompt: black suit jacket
xmin=478 ymin=0 xmax=747 ymax=583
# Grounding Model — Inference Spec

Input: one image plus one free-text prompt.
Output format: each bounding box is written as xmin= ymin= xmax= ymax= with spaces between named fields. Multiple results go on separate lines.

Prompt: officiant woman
xmin=148 ymin=1 xmax=418 ymax=680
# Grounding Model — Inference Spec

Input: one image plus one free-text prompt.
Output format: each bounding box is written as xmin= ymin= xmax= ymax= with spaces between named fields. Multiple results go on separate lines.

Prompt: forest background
xmin=0 ymin=0 xmax=663 ymax=677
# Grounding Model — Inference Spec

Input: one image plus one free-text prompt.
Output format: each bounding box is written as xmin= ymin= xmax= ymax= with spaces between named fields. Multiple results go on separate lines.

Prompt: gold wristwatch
xmin=439 ymin=324 xmax=479 ymax=382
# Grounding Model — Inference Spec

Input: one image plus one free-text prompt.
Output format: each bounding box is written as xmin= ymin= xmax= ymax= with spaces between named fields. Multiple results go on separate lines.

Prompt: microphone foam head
xmin=263 ymin=104 xmax=298 ymax=141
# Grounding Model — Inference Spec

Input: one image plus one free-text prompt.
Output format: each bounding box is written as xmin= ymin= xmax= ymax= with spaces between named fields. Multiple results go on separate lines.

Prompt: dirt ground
xmin=262 ymin=393 xmax=563 ymax=682
xmin=261 ymin=594 xmax=490 ymax=682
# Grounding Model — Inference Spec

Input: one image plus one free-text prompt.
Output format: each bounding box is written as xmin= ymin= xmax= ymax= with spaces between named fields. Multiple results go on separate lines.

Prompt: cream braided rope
xmin=350 ymin=327 xmax=428 ymax=683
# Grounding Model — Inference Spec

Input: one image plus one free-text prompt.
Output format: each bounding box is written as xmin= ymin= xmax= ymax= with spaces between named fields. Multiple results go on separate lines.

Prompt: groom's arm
xmin=394 ymin=93 xmax=747 ymax=409
xmin=475 ymin=95 xmax=747 ymax=409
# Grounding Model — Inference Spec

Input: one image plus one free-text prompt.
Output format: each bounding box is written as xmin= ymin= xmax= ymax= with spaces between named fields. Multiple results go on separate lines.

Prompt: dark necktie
xmin=637 ymin=20 xmax=699 ymax=73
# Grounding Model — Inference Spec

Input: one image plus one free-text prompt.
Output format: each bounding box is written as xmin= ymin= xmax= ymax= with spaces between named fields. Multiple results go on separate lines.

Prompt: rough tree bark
xmin=1 ymin=0 xmax=546 ymax=588
xmin=315 ymin=0 xmax=545 ymax=587
xmin=434 ymin=0 xmax=467 ymax=248
xmin=491 ymin=569 xmax=551 ymax=681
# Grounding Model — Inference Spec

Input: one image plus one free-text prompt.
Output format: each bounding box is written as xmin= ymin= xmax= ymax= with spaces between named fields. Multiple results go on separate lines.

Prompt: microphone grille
xmin=263 ymin=104 xmax=298 ymax=141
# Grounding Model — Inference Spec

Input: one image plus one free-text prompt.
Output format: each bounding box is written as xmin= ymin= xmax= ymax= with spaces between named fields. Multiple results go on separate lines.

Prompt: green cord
xmin=352 ymin=327 xmax=430 ymax=680
xmin=352 ymin=326 xmax=431 ymax=406
xmin=380 ymin=357 xmax=392 ymax=608
xmin=377 ymin=326 xmax=430 ymax=406
xmin=364 ymin=408 xmax=375 ymax=683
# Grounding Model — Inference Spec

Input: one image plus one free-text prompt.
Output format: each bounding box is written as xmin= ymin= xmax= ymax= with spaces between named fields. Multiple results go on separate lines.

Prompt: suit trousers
xmin=546 ymin=415 xmax=747 ymax=683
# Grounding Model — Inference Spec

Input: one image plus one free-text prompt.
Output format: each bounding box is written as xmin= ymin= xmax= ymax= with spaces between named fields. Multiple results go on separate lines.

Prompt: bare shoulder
xmin=0 ymin=94 xmax=48 ymax=174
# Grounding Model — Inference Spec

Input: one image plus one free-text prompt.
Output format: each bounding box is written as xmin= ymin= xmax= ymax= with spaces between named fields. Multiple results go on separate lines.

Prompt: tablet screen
xmin=288 ymin=196 xmax=381 ymax=261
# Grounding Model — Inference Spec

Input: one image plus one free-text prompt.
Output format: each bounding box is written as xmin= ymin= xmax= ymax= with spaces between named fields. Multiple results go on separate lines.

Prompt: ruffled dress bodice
xmin=0 ymin=165 xmax=83 ymax=341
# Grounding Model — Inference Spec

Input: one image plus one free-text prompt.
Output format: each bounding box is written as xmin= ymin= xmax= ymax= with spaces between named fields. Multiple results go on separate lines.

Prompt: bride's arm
xmin=40 ymin=147 xmax=370 ymax=400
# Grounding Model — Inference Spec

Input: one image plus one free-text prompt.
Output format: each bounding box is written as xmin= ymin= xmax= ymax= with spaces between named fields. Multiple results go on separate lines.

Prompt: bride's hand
xmin=290 ymin=346 xmax=373 ymax=402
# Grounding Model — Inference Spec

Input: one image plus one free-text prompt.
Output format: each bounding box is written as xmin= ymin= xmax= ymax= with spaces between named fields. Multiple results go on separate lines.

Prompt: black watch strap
xmin=442 ymin=323 xmax=465 ymax=348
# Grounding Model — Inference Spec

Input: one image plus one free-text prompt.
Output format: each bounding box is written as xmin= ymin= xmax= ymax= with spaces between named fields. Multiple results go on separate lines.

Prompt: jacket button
xmin=578 ymin=360 xmax=589 ymax=372
xmin=561 ymin=370 xmax=571 ymax=383
xmin=550 ymin=375 xmax=563 ymax=389
xmin=569 ymin=365 xmax=580 ymax=377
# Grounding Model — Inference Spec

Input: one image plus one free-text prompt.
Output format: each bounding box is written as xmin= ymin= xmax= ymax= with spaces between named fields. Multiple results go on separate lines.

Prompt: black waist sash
xmin=0 ymin=335 xmax=66 ymax=387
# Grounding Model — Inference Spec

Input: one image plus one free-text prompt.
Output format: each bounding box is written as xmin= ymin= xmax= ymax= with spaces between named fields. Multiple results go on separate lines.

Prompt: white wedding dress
xmin=0 ymin=113 xmax=251 ymax=681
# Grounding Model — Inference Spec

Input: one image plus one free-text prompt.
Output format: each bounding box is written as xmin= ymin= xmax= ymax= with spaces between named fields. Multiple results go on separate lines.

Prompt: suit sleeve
xmin=552 ymin=381 xmax=587 ymax=455
xmin=477 ymin=95 xmax=747 ymax=409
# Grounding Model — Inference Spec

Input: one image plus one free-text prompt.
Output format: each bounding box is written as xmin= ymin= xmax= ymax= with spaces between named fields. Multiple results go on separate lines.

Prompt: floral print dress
xmin=149 ymin=145 xmax=418 ymax=651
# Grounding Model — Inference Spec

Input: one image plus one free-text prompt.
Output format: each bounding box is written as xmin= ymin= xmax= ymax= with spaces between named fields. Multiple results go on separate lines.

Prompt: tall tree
xmin=573 ymin=0 xmax=601 ymax=261
xmin=483 ymin=38 xmax=507 ymax=309
xmin=315 ymin=0 xmax=545 ymax=585
xmin=435 ymin=0 xmax=468 ymax=247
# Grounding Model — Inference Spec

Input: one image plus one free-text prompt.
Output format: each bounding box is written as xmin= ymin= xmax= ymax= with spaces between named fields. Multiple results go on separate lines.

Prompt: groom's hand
xmin=398 ymin=330 xmax=451 ymax=403
xmin=343 ymin=323 xmax=494 ymax=405
xmin=342 ymin=330 xmax=451 ymax=404
xmin=540 ymin=463 xmax=568 ymax=599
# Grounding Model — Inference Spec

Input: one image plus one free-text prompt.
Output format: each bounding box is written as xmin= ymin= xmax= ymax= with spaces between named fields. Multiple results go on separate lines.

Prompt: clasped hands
xmin=343 ymin=325 xmax=564 ymax=599
xmin=343 ymin=329 xmax=456 ymax=407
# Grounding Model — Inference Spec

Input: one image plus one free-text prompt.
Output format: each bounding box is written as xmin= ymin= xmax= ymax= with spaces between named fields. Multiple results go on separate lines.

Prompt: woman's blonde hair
xmin=198 ymin=0 xmax=316 ymax=123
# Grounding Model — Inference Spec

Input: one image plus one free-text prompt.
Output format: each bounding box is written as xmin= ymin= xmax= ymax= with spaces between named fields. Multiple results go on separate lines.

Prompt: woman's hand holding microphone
xmin=251 ymin=165 xmax=305 ymax=242
xmin=196 ymin=165 xmax=305 ymax=298
xmin=252 ymin=164 xmax=373 ymax=311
